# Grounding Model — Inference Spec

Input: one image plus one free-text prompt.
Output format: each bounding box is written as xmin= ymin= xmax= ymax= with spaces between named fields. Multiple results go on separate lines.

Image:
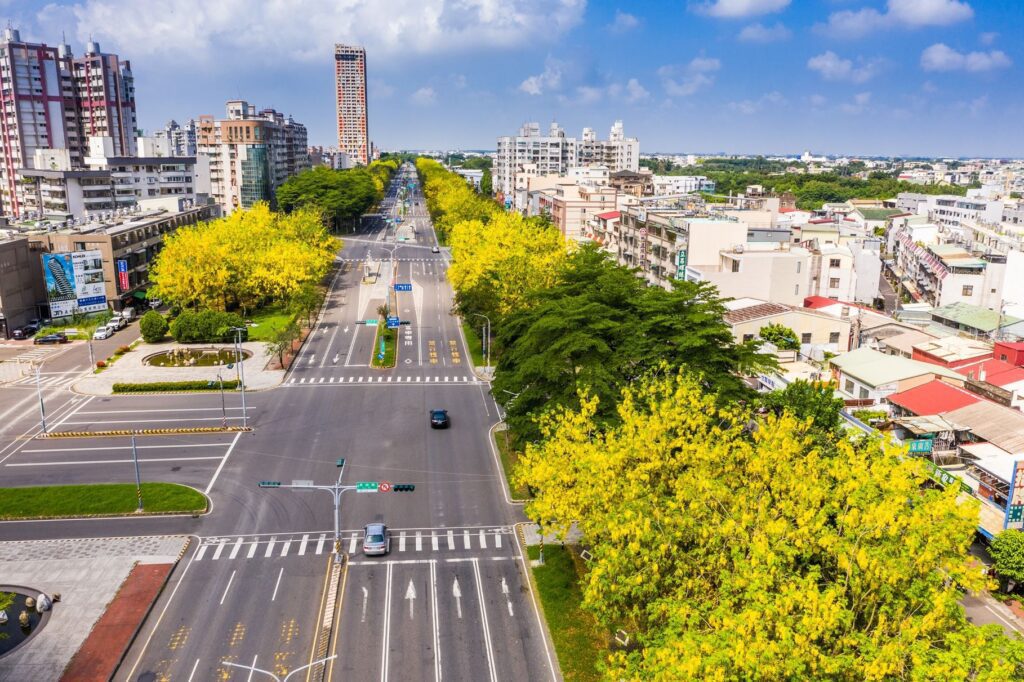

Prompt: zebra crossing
xmin=287 ymin=374 xmax=481 ymax=385
xmin=193 ymin=526 xmax=512 ymax=562
xmin=339 ymin=257 xmax=444 ymax=263
xmin=10 ymin=347 xmax=60 ymax=363
xmin=7 ymin=372 xmax=79 ymax=388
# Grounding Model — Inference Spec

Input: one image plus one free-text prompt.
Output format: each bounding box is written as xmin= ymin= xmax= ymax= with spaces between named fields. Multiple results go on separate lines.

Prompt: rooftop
xmin=886 ymin=379 xmax=981 ymax=416
xmin=856 ymin=207 xmax=904 ymax=221
xmin=723 ymin=300 xmax=790 ymax=324
xmin=932 ymin=302 xmax=1022 ymax=333
xmin=942 ymin=401 xmax=1024 ymax=454
xmin=956 ymin=359 xmax=1024 ymax=387
xmin=829 ymin=347 xmax=963 ymax=386
xmin=595 ymin=211 xmax=620 ymax=220
xmin=912 ymin=336 xmax=992 ymax=363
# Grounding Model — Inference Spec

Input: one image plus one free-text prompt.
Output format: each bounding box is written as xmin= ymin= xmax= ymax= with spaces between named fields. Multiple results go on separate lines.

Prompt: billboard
xmin=42 ymin=250 xmax=107 ymax=318
xmin=116 ymin=259 xmax=130 ymax=292
xmin=1006 ymin=459 xmax=1024 ymax=530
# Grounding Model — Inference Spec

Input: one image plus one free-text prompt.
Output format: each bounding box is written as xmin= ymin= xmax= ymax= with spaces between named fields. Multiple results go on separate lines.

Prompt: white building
xmin=651 ymin=175 xmax=716 ymax=196
xmin=154 ymin=119 xmax=198 ymax=157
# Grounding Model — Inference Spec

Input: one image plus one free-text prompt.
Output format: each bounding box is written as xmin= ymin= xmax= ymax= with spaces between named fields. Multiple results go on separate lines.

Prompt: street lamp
xmin=470 ymin=313 xmax=491 ymax=371
xmin=130 ymin=431 xmax=143 ymax=511
xmin=220 ymin=655 xmax=337 ymax=681
xmin=209 ymin=373 xmax=227 ymax=428
xmin=228 ymin=327 xmax=248 ymax=429
xmin=33 ymin=362 xmax=47 ymax=434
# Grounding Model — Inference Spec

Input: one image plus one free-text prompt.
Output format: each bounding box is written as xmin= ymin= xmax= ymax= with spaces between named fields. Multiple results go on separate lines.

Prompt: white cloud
xmin=411 ymin=86 xmax=436 ymax=105
xmin=625 ymin=78 xmax=650 ymax=103
xmin=729 ymin=91 xmax=785 ymax=114
xmin=966 ymin=94 xmax=988 ymax=116
xmin=819 ymin=0 xmax=974 ymax=38
xmin=694 ymin=0 xmax=790 ymax=19
xmin=557 ymin=78 xmax=650 ymax=106
xmin=369 ymin=79 xmax=395 ymax=99
xmin=807 ymin=51 xmax=881 ymax=83
xmin=608 ymin=10 xmax=640 ymax=33
xmin=519 ymin=58 xmax=565 ymax=95
xmin=808 ymin=94 xmax=828 ymax=108
xmin=737 ymin=22 xmax=791 ymax=43
xmin=979 ymin=32 xmax=998 ymax=46
xmin=921 ymin=43 xmax=1011 ymax=72
xmin=51 ymin=0 xmax=586 ymax=65
xmin=840 ymin=91 xmax=872 ymax=114
xmin=658 ymin=56 xmax=721 ymax=97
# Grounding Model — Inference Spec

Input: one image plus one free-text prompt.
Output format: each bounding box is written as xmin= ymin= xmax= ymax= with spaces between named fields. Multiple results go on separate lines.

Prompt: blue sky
xmin=7 ymin=1 xmax=1023 ymax=156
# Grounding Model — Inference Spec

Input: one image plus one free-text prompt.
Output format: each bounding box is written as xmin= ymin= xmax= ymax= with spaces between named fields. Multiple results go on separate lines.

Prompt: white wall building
xmin=651 ymin=175 xmax=715 ymax=196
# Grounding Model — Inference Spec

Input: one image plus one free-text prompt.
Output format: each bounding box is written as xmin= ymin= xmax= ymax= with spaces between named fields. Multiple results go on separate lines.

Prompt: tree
xmin=139 ymin=310 xmax=168 ymax=343
xmin=266 ymin=320 xmax=300 ymax=366
xmin=759 ymin=321 xmax=800 ymax=350
xmin=760 ymin=379 xmax=845 ymax=438
xmin=276 ymin=162 xmax=396 ymax=231
xmin=479 ymin=168 xmax=492 ymax=196
xmin=515 ymin=371 xmax=1024 ymax=680
xmin=991 ymin=530 xmax=1024 ymax=592
xmin=289 ymin=283 xmax=321 ymax=326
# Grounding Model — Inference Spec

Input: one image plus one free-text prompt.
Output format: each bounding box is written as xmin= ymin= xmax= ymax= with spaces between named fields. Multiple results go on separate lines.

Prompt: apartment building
xmin=651 ymin=175 xmax=716 ymax=196
xmin=535 ymin=183 xmax=618 ymax=241
xmin=334 ymin=44 xmax=368 ymax=165
xmin=16 ymin=136 xmax=207 ymax=218
xmin=0 ymin=28 xmax=137 ymax=218
xmin=197 ymin=100 xmax=309 ymax=214
xmin=494 ymin=120 xmax=639 ymax=205
xmin=154 ymin=119 xmax=198 ymax=156
xmin=723 ymin=298 xmax=852 ymax=354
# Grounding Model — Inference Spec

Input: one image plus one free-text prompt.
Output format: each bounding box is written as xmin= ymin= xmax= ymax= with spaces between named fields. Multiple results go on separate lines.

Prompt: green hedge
xmin=170 ymin=309 xmax=246 ymax=343
xmin=113 ymin=379 xmax=241 ymax=393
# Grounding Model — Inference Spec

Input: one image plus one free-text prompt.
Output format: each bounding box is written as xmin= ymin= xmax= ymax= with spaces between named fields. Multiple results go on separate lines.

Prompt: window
xmin=829 ymin=258 xmax=841 ymax=268
xmin=796 ymin=261 xmax=802 ymax=273
xmin=743 ymin=333 xmax=754 ymax=342
xmin=1000 ymin=354 xmax=1008 ymax=362
xmin=845 ymin=379 xmax=854 ymax=394
xmin=829 ymin=332 xmax=841 ymax=343
xmin=801 ymin=333 xmax=812 ymax=344
xmin=794 ymin=284 xmax=800 ymax=296
xmin=962 ymin=285 xmax=973 ymax=296
xmin=858 ymin=387 xmax=869 ymax=399
xmin=731 ymin=259 xmax=740 ymax=273
xmin=829 ymin=278 xmax=840 ymax=288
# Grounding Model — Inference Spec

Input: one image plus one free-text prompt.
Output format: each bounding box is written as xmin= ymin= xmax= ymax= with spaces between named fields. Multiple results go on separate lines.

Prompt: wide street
xmin=0 ymin=164 xmax=556 ymax=681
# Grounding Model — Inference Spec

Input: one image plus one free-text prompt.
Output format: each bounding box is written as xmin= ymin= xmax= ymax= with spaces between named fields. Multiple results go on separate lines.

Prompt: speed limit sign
xmin=378 ymin=481 xmax=392 ymax=493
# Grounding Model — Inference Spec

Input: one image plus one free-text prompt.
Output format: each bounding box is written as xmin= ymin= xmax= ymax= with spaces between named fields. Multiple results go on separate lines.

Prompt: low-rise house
xmin=829 ymin=347 xmax=964 ymax=407
xmin=724 ymin=298 xmax=852 ymax=358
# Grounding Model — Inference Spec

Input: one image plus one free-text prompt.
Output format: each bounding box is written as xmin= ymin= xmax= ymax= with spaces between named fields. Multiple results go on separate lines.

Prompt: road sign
xmin=378 ymin=481 xmax=392 ymax=493
xmin=364 ymin=319 xmax=378 ymax=325
xmin=258 ymin=481 xmax=281 ymax=488
xmin=292 ymin=479 xmax=314 ymax=487
xmin=394 ymin=283 xmax=412 ymax=292
xmin=356 ymin=481 xmax=378 ymax=492
xmin=387 ymin=316 xmax=400 ymax=329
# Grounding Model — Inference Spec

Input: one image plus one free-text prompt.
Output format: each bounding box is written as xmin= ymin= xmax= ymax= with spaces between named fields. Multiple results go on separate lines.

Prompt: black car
xmin=430 ymin=409 xmax=450 ymax=429
xmin=34 ymin=333 xmax=68 ymax=345
xmin=10 ymin=328 xmax=25 ymax=340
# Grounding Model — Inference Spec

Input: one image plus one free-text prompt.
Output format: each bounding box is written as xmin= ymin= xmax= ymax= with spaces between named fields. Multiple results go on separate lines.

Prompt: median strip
xmin=39 ymin=426 xmax=253 ymax=439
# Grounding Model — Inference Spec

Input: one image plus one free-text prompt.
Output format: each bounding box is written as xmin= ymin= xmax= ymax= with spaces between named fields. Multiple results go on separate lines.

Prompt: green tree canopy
xmin=760 ymin=321 xmax=800 ymax=350
xmin=276 ymin=162 xmax=395 ymax=230
xmin=516 ymin=371 xmax=1024 ymax=680
xmin=991 ymin=529 xmax=1024 ymax=590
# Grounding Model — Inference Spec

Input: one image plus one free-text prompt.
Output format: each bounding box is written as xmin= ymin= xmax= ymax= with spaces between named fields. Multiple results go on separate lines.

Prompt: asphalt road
xmin=0 ymin=164 xmax=556 ymax=681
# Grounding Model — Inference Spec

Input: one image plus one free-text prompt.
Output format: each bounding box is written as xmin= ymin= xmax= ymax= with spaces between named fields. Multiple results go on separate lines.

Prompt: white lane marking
xmin=495 ymin=532 xmax=502 ymax=549
xmin=188 ymin=658 xmax=201 ymax=682
xmin=380 ymin=562 xmax=393 ymax=682
xmin=361 ymin=586 xmax=369 ymax=623
xmin=502 ymin=576 xmax=514 ymax=616
xmin=399 ymin=531 xmax=406 ymax=552
xmin=264 ymin=537 xmax=276 ymax=558
xmin=463 ymin=530 xmax=471 ymax=550
xmin=246 ymin=654 xmax=258 ymax=682
xmin=299 ymin=534 xmax=309 ymax=556
xmin=195 ymin=544 xmax=209 ymax=561
xmin=447 ymin=530 xmax=455 ymax=550
xmin=271 ymin=567 xmax=284 ymax=602
xmin=7 ymin=456 xmax=224 ymax=467
xmin=479 ymin=530 xmax=487 ymax=549
xmin=280 ymin=539 xmax=291 ymax=557
xmin=430 ymin=559 xmax=442 ymax=682
xmin=247 ymin=541 xmax=259 ymax=559
xmin=431 ymin=533 xmax=438 ymax=551
xmin=211 ymin=540 xmax=227 ymax=561
xmin=405 ymin=578 xmax=417 ymax=620
xmin=317 ymin=534 xmax=326 ymax=555
xmin=204 ymin=430 xmax=243 ymax=495
xmin=219 ymin=569 xmax=236 ymax=605
xmin=472 ymin=559 xmax=498 ymax=682
xmin=349 ymin=533 xmax=358 ymax=554
xmin=21 ymin=443 xmax=228 ymax=453
xmin=228 ymin=537 xmax=243 ymax=560
xmin=453 ymin=577 xmax=463 ymax=619
xmin=61 ymin=416 xmax=247 ymax=425
xmin=416 ymin=531 xmax=423 ymax=552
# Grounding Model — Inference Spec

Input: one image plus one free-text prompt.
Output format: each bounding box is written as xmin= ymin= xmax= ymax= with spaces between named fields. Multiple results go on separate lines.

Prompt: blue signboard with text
xmin=387 ymin=316 xmax=400 ymax=329
xmin=394 ymin=283 xmax=412 ymax=292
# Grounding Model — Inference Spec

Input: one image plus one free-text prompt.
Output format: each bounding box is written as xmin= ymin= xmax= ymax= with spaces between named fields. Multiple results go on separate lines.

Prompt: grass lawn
xmin=39 ymin=311 xmax=113 ymax=340
xmin=246 ymin=307 xmax=297 ymax=342
xmin=370 ymin=321 xmax=397 ymax=368
xmin=461 ymin=321 xmax=486 ymax=367
xmin=528 ymin=544 xmax=606 ymax=682
xmin=494 ymin=429 xmax=530 ymax=500
xmin=0 ymin=482 xmax=207 ymax=519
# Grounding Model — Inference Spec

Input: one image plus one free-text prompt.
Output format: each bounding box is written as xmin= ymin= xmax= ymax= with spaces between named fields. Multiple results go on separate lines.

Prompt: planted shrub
xmin=140 ymin=310 xmax=169 ymax=343
xmin=170 ymin=310 xmax=246 ymax=343
xmin=112 ymin=380 xmax=240 ymax=393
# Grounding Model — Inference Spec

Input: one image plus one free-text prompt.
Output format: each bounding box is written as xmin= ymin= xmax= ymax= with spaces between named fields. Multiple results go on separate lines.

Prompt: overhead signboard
xmin=42 ymin=250 xmax=107 ymax=318
xmin=387 ymin=316 xmax=400 ymax=329
xmin=394 ymin=283 xmax=412 ymax=292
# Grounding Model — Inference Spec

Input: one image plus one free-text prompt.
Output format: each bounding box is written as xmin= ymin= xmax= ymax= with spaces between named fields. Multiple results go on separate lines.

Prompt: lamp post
xmin=33 ymin=363 xmax=47 ymax=434
xmin=470 ymin=313 xmax=491 ymax=370
xmin=211 ymin=373 xmax=227 ymax=428
xmin=229 ymin=327 xmax=248 ymax=428
xmin=131 ymin=431 xmax=143 ymax=511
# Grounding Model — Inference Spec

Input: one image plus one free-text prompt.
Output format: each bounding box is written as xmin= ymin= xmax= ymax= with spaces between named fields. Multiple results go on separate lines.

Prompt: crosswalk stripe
xmin=445 ymin=376 xmax=450 ymax=382
xmin=463 ymin=530 xmax=471 ymax=550
xmin=495 ymin=532 xmax=502 ymax=549
xmin=298 ymin=534 xmax=309 ymax=556
xmin=416 ymin=376 xmax=422 ymax=383
xmin=387 ymin=376 xmax=392 ymax=382
xmin=318 ymin=377 xmax=324 ymax=383
xmin=247 ymin=541 xmax=259 ymax=559
xmin=479 ymin=530 xmax=487 ymax=549
xmin=399 ymin=532 xmax=407 ymax=552
xmin=280 ymin=539 xmax=291 ymax=557
xmin=264 ymin=538 xmax=276 ymax=558
xmin=229 ymin=537 xmax=243 ymax=560
xmin=415 ymin=531 xmax=423 ymax=552
xmin=448 ymin=530 xmax=455 ymax=550
xmin=212 ymin=540 xmax=227 ymax=560
xmin=299 ymin=378 xmax=306 ymax=384
xmin=317 ymin=534 xmax=326 ymax=555
xmin=358 ymin=377 xmax=363 ymax=383
xmin=289 ymin=378 xmax=295 ymax=384
xmin=349 ymin=533 xmax=358 ymax=554
xmin=329 ymin=377 xmax=335 ymax=383
xmin=195 ymin=544 xmax=209 ymax=561
xmin=432 ymin=533 xmax=439 ymax=551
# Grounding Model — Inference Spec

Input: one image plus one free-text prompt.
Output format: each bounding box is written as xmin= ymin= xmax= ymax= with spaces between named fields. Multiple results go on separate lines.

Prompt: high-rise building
xmin=334 ymin=44 xmax=368 ymax=165
xmin=0 ymin=28 xmax=137 ymax=218
xmin=197 ymin=100 xmax=309 ymax=214
xmin=155 ymin=119 xmax=198 ymax=156
xmin=494 ymin=120 xmax=639 ymax=200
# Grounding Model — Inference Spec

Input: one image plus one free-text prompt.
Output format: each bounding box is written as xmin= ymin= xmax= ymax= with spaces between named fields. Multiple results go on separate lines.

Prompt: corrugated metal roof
xmin=830 ymin=347 xmax=963 ymax=386
xmin=942 ymin=401 xmax=1024 ymax=454
xmin=887 ymin=379 xmax=981 ymax=415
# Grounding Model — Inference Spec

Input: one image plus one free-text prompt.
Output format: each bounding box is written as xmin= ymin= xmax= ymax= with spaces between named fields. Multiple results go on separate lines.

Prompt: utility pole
xmin=131 ymin=431 xmax=143 ymax=511
xmin=471 ymin=313 xmax=491 ymax=370
xmin=230 ymin=327 xmax=248 ymax=428
xmin=34 ymin=363 xmax=47 ymax=434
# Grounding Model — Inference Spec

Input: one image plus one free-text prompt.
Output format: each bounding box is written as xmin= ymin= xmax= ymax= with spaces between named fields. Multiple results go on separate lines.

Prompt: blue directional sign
xmin=394 ymin=283 xmax=412 ymax=292
xmin=386 ymin=316 xmax=400 ymax=329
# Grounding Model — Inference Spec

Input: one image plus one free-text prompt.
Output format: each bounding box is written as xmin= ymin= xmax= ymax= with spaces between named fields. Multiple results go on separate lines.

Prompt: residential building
xmin=887 ymin=379 xmax=982 ymax=417
xmin=0 ymin=235 xmax=45 ymax=337
xmin=829 ymin=347 xmax=964 ymax=407
xmin=651 ymin=175 xmax=715 ymax=196
xmin=535 ymin=183 xmax=618 ymax=241
xmin=688 ymin=245 xmax=812 ymax=306
xmin=334 ymin=44 xmax=368 ymax=165
xmin=0 ymin=28 xmax=137 ymax=218
xmin=154 ymin=119 xmax=198 ymax=156
xmin=722 ymin=298 xmax=852 ymax=356
xmin=197 ymin=100 xmax=309 ymax=214
xmin=608 ymin=169 xmax=653 ymax=197
xmin=494 ymin=121 xmax=639 ymax=205
xmin=929 ymin=302 xmax=1024 ymax=339
xmin=919 ymin=193 xmax=1004 ymax=228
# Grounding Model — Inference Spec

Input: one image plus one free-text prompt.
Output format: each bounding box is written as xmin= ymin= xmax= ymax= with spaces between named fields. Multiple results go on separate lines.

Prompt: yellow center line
xmin=306 ymin=555 xmax=334 ymax=682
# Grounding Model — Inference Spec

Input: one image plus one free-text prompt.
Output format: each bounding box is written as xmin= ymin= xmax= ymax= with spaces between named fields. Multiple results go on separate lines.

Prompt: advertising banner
xmin=42 ymin=250 xmax=107 ymax=318
xmin=1006 ymin=459 xmax=1024 ymax=530
xmin=116 ymin=259 xmax=130 ymax=292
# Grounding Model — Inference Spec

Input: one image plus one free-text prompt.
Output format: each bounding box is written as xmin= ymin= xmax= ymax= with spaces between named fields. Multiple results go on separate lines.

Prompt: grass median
xmin=0 ymin=482 xmax=208 ymax=519
xmin=461 ymin=320 xmax=486 ymax=367
xmin=494 ymin=429 xmax=530 ymax=500
xmin=527 ymin=544 xmax=606 ymax=681
xmin=370 ymin=321 xmax=397 ymax=368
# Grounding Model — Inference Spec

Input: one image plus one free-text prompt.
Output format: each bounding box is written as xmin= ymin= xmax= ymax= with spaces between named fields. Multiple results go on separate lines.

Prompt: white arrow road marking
xmin=361 ymin=586 xmax=369 ymax=623
xmin=502 ymin=576 xmax=514 ymax=616
xmin=308 ymin=355 xmax=315 ymax=364
xmin=453 ymin=577 xmax=463 ymax=619
xmin=406 ymin=578 xmax=417 ymax=620
xmin=343 ymin=327 xmax=349 ymax=334
xmin=333 ymin=354 xmax=339 ymax=364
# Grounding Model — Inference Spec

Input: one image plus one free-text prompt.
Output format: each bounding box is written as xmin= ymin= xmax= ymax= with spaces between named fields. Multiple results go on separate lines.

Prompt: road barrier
xmin=39 ymin=426 xmax=253 ymax=439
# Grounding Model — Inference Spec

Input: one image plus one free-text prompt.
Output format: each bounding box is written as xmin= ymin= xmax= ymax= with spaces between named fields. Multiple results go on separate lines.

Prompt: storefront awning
xmin=132 ymin=290 xmax=148 ymax=301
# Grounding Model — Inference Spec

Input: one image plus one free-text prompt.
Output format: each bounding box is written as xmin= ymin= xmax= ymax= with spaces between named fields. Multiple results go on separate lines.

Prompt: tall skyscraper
xmin=0 ymin=27 xmax=137 ymax=217
xmin=334 ymin=44 xmax=368 ymax=166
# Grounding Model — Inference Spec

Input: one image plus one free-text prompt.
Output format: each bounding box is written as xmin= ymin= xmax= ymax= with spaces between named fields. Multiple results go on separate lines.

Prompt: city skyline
xmin=5 ymin=0 xmax=1023 ymax=157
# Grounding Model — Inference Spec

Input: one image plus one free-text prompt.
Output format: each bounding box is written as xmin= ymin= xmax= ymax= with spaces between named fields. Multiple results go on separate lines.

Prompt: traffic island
xmin=0 ymin=483 xmax=208 ymax=520
xmin=369 ymin=320 xmax=397 ymax=369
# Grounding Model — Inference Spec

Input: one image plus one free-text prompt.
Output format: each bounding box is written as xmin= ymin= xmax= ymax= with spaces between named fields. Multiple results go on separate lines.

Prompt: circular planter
xmin=0 ymin=586 xmax=51 ymax=660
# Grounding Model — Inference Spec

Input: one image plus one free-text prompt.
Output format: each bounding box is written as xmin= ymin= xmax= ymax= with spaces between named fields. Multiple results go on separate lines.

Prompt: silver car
xmin=363 ymin=523 xmax=389 ymax=556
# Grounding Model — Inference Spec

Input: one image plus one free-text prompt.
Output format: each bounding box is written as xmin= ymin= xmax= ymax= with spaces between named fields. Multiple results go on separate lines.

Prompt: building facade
xmin=197 ymin=101 xmax=309 ymax=214
xmin=334 ymin=44 xmax=368 ymax=165
xmin=0 ymin=28 xmax=138 ymax=218
xmin=155 ymin=119 xmax=198 ymax=156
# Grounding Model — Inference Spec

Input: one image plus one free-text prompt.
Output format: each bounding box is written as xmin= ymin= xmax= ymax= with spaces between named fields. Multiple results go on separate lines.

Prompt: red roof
xmin=887 ymin=380 xmax=982 ymax=416
xmin=803 ymin=296 xmax=839 ymax=310
xmin=595 ymin=211 xmax=620 ymax=220
xmin=956 ymin=359 xmax=1024 ymax=387
xmin=778 ymin=207 xmax=798 ymax=214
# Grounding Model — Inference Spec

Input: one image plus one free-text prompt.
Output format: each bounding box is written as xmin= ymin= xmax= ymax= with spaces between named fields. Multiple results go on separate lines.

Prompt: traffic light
xmin=393 ymin=484 xmax=416 ymax=492
xmin=336 ymin=458 xmax=346 ymax=468
xmin=258 ymin=481 xmax=281 ymax=488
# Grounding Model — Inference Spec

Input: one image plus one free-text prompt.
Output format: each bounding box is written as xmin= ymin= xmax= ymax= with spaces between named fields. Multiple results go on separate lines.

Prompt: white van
xmin=120 ymin=308 xmax=135 ymax=322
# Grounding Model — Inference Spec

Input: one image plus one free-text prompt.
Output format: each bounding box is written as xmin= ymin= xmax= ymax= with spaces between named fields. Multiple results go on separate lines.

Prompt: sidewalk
xmin=72 ymin=341 xmax=284 ymax=395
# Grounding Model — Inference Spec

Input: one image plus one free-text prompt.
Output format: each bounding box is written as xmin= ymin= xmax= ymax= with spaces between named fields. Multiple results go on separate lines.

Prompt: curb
xmin=39 ymin=426 xmax=252 ymax=439
xmin=488 ymin=422 xmax=530 ymax=506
